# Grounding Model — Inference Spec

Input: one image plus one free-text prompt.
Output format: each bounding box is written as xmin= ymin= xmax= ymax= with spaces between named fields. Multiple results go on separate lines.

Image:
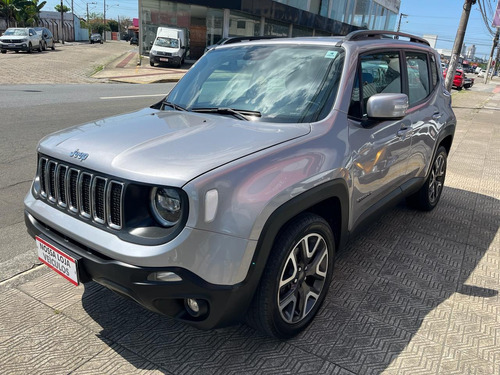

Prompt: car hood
xmin=38 ymin=108 xmax=311 ymax=186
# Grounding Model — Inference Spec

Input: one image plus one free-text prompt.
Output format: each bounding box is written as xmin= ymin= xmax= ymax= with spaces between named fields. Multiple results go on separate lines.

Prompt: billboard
xmin=494 ymin=0 xmax=500 ymax=27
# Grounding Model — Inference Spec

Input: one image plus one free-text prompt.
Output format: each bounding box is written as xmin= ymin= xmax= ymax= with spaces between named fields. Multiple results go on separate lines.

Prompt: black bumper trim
xmin=25 ymin=210 xmax=258 ymax=330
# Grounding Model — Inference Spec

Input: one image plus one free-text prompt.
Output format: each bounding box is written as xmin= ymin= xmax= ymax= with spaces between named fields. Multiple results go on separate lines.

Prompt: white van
xmin=149 ymin=27 xmax=189 ymax=68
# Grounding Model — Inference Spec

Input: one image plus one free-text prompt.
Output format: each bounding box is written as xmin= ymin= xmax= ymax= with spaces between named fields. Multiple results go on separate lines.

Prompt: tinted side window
xmin=349 ymin=51 xmax=401 ymax=118
xmin=406 ymin=52 xmax=430 ymax=105
xmin=430 ymin=54 xmax=439 ymax=88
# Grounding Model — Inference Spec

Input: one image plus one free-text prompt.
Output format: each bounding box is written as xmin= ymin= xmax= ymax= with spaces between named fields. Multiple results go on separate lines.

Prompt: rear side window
xmin=430 ymin=54 xmax=439 ymax=88
xmin=406 ymin=52 xmax=430 ymax=105
xmin=349 ymin=51 xmax=402 ymax=118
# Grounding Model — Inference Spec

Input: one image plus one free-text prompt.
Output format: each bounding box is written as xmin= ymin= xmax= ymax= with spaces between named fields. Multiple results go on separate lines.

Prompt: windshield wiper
xmin=162 ymin=101 xmax=188 ymax=111
xmin=191 ymin=107 xmax=261 ymax=121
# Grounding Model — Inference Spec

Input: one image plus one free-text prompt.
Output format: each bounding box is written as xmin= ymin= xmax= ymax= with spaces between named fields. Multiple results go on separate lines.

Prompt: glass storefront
xmin=228 ymin=11 xmax=261 ymax=37
xmin=139 ymin=1 xmax=400 ymax=58
xmin=264 ymin=19 xmax=289 ymax=37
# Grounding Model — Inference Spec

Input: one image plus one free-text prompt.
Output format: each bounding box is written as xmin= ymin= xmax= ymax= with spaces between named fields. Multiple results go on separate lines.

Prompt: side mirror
xmin=150 ymin=41 xmax=153 ymax=45
xmin=366 ymin=93 xmax=408 ymax=119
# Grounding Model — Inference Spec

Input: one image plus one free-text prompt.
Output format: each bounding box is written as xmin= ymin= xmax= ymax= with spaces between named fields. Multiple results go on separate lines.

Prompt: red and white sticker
xmin=36 ymin=236 xmax=79 ymax=286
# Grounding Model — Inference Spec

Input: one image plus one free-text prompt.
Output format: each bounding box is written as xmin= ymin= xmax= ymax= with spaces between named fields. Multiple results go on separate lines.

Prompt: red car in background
xmin=443 ymin=68 xmax=465 ymax=90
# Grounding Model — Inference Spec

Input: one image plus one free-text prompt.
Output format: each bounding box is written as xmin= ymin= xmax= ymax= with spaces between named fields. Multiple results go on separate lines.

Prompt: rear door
xmin=405 ymin=51 xmax=443 ymax=180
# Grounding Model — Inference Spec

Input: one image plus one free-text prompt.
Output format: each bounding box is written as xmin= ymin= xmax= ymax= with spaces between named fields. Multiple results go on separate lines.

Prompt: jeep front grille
xmin=37 ymin=157 xmax=124 ymax=230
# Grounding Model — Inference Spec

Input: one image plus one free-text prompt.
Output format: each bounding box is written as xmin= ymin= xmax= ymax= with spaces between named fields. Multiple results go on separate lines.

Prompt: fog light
xmin=147 ymin=271 xmax=182 ymax=282
xmin=185 ymin=298 xmax=208 ymax=318
xmin=186 ymin=298 xmax=199 ymax=313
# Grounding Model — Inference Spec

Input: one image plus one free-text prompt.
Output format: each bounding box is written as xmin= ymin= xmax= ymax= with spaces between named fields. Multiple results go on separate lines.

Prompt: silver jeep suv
xmin=24 ymin=31 xmax=455 ymax=339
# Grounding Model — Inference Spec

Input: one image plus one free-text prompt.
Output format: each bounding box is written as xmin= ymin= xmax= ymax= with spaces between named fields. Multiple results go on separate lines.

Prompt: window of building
xmin=264 ymin=19 xmax=289 ymax=37
xmin=229 ymin=11 xmax=260 ymax=37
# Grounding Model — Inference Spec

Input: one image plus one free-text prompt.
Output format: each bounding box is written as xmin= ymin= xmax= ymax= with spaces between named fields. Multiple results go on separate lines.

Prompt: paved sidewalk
xmin=92 ymin=50 xmax=190 ymax=84
xmin=0 ymin=81 xmax=499 ymax=374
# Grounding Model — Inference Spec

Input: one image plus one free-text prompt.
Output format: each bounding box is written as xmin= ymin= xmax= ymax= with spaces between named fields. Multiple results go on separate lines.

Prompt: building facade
xmin=138 ymin=0 xmax=400 ymax=58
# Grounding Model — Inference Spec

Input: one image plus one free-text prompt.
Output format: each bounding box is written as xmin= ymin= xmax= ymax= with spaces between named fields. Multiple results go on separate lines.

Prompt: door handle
xmin=432 ymin=112 xmax=442 ymax=120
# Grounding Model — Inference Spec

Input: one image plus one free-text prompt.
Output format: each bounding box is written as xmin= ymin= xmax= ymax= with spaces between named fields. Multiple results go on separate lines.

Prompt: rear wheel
xmin=246 ymin=213 xmax=335 ymax=339
xmin=51 ymin=43 xmax=55 ymax=51
xmin=407 ymin=146 xmax=447 ymax=211
xmin=42 ymin=41 xmax=46 ymax=51
xmin=1 ymin=50 xmax=6 ymax=54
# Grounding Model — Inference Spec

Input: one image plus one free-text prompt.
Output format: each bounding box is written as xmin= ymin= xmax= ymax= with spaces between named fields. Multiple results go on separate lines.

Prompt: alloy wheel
xmin=428 ymin=153 xmax=446 ymax=204
xmin=277 ymin=233 xmax=328 ymax=324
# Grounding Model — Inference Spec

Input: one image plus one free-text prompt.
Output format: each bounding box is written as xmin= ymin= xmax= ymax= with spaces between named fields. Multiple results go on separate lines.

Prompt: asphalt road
xmin=0 ymin=83 xmax=175 ymax=283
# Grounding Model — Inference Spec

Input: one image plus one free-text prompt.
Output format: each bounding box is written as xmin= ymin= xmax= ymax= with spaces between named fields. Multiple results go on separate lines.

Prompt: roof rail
xmin=344 ymin=30 xmax=430 ymax=46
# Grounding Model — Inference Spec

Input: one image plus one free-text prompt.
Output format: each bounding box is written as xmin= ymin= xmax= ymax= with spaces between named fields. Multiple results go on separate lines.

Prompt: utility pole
xmin=87 ymin=2 xmax=96 ymax=34
xmin=71 ymin=0 xmax=74 ymax=41
xmin=396 ymin=13 xmax=408 ymax=32
xmin=484 ymin=28 xmax=499 ymax=84
xmin=445 ymin=0 xmax=476 ymax=92
xmin=103 ymin=0 xmax=106 ymax=41
xmin=60 ymin=0 xmax=65 ymax=44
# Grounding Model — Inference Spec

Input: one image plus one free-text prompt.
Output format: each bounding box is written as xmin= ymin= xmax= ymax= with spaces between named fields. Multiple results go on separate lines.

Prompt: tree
xmin=0 ymin=0 xmax=46 ymax=28
xmin=21 ymin=0 xmax=46 ymax=26
xmin=54 ymin=3 xmax=70 ymax=13
xmin=107 ymin=19 xmax=118 ymax=32
xmin=0 ymin=0 xmax=21 ymax=28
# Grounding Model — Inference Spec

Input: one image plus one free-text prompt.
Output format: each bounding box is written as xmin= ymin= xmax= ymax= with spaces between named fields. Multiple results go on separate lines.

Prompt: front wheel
xmin=246 ymin=213 xmax=335 ymax=339
xmin=407 ymin=146 xmax=447 ymax=211
xmin=150 ymin=59 xmax=154 ymax=67
xmin=27 ymin=43 xmax=32 ymax=53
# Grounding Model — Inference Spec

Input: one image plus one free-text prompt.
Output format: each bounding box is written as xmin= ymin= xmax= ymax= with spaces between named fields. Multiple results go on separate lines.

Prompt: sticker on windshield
xmin=324 ymin=51 xmax=338 ymax=59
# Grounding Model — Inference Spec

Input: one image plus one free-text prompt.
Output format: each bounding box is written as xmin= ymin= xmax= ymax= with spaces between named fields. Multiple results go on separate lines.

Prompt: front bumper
xmin=0 ymin=43 xmax=29 ymax=51
xmin=25 ymin=210 xmax=259 ymax=329
xmin=151 ymin=55 xmax=181 ymax=65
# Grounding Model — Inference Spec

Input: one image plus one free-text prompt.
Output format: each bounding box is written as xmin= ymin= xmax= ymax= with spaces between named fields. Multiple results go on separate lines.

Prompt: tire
xmin=1 ymin=50 xmax=6 ymax=54
xmin=150 ymin=60 xmax=154 ymax=67
xmin=407 ymin=146 xmax=447 ymax=211
xmin=51 ymin=44 xmax=55 ymax=51
xmin=246 ymin=213 xmax=335 ymax=339
xmin=38 ymin=43 xmax=42 ymax=52
xmin=42 ymin=42 xmax=46 ymax=51
xmin=27 ymin=43 xmax=32 ymax=53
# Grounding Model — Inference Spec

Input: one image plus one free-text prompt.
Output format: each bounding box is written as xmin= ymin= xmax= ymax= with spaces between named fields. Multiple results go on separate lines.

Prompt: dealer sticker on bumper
xmin=36 ymin=236 xmax=79 ymax=286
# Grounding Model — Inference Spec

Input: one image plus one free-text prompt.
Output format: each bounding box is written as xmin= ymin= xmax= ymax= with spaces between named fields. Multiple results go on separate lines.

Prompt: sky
xmin=41 ymin=0 xmax=499 ymax=59
xmin=399 ymin=0 xmax=499 ymax=59
xmin=42 ymin=0 xmax=138 ymax=23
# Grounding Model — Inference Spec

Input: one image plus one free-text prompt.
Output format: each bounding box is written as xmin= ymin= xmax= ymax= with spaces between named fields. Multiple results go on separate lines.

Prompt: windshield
xmin=4 ymin=29 xmax=28 ymax=36
xmin=155 ymin=37 xmax=179 ymax=48
xmin=167 ymin=44 xmax=344 ymax=123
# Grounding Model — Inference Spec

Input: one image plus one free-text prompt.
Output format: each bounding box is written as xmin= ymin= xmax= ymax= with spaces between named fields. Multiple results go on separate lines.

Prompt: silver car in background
xmin=25 ymin=30 xmax=455 ymax=339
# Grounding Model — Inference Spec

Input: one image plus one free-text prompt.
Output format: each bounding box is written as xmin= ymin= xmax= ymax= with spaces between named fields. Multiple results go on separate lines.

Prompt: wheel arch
xmin=245 ymin=179 xmax=349 ymax=292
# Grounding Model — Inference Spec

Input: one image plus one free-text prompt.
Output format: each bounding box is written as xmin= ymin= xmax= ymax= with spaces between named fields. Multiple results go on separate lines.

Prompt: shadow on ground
xmin=82 ymin=186 xmax=499 ymax=374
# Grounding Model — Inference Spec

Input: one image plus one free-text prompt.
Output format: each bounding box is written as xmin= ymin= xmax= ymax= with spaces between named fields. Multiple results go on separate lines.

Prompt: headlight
xmin=151 ymin=187 xmax=183 ymax=227
xmin=150 ymin=49 xmax=157 ymax=55
xmin=22 ymin=38 xmax=28 ymax=42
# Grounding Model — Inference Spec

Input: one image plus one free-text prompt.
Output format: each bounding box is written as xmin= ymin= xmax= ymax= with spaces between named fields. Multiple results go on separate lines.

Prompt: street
xmin=0 ymin=83 xmax=175 ymax=283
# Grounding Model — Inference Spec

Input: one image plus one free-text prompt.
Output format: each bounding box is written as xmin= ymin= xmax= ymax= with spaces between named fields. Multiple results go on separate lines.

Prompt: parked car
xmin=0 ymin=27 xmax=42 ymax=53
xmin=90 ymin=33 xmax=103 ymax=44
xmin=130 ymin=36 xmax=138 ymax=45
xmin=463 ymin=74 xmax=474 ymax=89
xmin=443 ymin=68 xmax=465 ymax=90
xmin=34 ymin=27 xmax=55 ymax=51
xmin=25 ymin=30 xmax=456 ymax=339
